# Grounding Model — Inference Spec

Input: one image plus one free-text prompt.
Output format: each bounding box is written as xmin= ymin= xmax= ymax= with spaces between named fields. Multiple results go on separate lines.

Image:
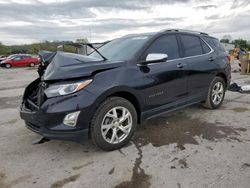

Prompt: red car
xmin=0 ymin=54 xmax=40 ymax=68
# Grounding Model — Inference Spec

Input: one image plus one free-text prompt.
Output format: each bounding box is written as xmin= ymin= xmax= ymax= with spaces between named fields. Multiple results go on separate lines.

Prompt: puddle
xmin=51 ymin=174 xmax=80 ymax=188
xmin=115 ymin=113 xmax=247 ymax=187
xmin=0 ymin=96 xmax=22 ymax=109
xmin=133 ymin=113 xmax=247 ymax=149
xmin=115 ymin=141 xmax=151 ymax=188
xmin=232 ymin=107 xmax=249 ymax=112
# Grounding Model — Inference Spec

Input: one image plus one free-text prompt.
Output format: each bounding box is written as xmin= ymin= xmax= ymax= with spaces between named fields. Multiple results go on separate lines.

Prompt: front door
xmin=12 ymin=56 xmax=25 ymax=67
xmin=140 ymin=34 xmax=188 ymax=111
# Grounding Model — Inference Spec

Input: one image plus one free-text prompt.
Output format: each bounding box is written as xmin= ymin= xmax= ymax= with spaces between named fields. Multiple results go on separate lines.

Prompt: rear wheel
xmin=90 ymin=97 xmax=137 ymax=151
xmin=5 ymin=64 xmax=11 ymax=68
xmin=202 ymin=76 xmax=226 ymax=109
xmin=29 ymin=62 xmax=35 ymax=67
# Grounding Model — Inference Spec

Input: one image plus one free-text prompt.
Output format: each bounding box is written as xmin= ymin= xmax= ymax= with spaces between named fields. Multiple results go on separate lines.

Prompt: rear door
xmin=140 ymin=34 xmax=188 ymax=110
xmin=179 ymin=34 xmax=216 ymax=98
xmin=22 ymin=55 xmax=32 ymax=66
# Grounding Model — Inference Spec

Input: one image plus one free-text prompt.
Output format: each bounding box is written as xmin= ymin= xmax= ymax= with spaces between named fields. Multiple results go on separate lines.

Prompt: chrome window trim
xmin=167 ymin=37 xmax=214 ymax=63
xmin=137 ymin=36 xmax=214 ymax=66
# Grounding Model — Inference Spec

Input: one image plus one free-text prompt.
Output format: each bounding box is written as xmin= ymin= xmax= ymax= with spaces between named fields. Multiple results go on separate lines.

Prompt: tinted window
xmin=201 ymin=39 xmax=211 ymax=54
xmin=203 ymin=37 xmax=214 ymax=48
xmin=89 ymin=35 xmax=152 ymax=61
xmin=144 ymin=35 xmax=180 ymax=60
xmin=212 ymin=38 xmax=225 ymax=52
xmin=14 ymin=56 xmax=22 ymax=60
xmin=7 ymin=55 xmax=16 ymax=59
xmin=203 ymin=37 xmax=225 ymax=53
xmin=23 ymin=55 xmax=31 ymax=59
xmin=181 ymin=35 xmax=203 ymax=57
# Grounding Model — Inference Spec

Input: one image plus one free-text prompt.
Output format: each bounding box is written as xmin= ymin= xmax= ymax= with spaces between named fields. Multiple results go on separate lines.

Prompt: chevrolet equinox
xmin=20 ymin=29 xmax=231 ymax=150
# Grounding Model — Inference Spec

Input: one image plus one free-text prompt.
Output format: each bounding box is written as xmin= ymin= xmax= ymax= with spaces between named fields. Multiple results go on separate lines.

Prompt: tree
xmin=221 ymin=35 xmax=232 ymax=43
xmin=75 ymin=38 xmax=89 ymax=43
xmin=220 ymin=39 xmax=230 ymax=43
xmin=0 ymin=42 xmax=5 ymax=54
xmin=0 ymin=42 xmax=10 ymax=55
xmin=232 ymin=39 xmax=248 ymax=49
xmin=220 ymin=35 xmax=233 ymax=44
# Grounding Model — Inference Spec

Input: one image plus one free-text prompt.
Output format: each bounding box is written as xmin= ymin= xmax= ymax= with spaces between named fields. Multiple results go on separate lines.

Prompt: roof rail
xmin=163 ymin=29 xmax=209 ymax=36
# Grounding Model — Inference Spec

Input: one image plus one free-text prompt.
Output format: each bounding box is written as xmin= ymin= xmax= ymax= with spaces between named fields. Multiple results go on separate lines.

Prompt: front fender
xmin=92 ymin=86 xmax=143 ymax=106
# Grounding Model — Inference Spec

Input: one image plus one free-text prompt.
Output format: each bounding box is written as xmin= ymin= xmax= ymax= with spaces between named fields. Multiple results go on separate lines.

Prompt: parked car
xmin=0 ymin=54 xmax=39 ymax=68
xmin=0 ymin=55 xmax=7 ymax=62
xmin=20 ymin=29 xmax=231 ymax=150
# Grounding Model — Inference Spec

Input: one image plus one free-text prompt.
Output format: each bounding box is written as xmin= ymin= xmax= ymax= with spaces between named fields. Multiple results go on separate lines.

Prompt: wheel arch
xmin=92 ymin=87 xmax=143 ymax=124
xmin=5 ymin=63 xmax=12 ymax=68
xmin=109 ymin=91 xmax=142 ymax=123
xmin=215 ymin=72 xmax=228 ymax=87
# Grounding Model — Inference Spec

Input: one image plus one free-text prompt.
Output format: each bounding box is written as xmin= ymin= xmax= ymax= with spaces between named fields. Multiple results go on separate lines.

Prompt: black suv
xmin=20 ymin=29 xmax=231 ymax=150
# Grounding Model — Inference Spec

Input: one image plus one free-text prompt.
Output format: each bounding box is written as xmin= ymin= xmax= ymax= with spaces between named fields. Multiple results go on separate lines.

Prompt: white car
xmin=0 ymin=55 xmax=7 ymax=62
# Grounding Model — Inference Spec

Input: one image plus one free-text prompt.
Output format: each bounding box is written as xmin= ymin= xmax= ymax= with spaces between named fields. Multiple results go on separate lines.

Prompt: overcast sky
xmin=0 ymin=0 xmax=250 ymax=45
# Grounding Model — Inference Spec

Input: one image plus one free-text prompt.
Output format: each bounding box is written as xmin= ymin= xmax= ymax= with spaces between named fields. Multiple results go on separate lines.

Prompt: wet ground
xmin=0 ymin=63 xmax=250 ymax=188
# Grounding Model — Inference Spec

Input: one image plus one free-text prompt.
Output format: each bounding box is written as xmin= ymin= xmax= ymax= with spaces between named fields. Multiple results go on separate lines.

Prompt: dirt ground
xmin=0 ymin=62 xmax=250 ymax=188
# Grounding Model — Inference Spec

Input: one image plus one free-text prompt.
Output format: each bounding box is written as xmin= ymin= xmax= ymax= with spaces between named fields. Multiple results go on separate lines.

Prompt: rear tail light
xmin=227 ymin=55 xmax=230 ymax=63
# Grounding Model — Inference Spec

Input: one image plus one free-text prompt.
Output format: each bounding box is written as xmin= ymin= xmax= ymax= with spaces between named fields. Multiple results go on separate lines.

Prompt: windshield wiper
xmin=86 ymin=43 xmax=108 ymax=61
xmin=57 ymin=42 xmax=108 ymax=61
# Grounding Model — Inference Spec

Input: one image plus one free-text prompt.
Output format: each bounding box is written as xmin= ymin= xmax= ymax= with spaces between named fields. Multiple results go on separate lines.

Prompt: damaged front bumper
xmin=20 ymin=105 xmax=89 ymax=142
xmin=19 ymin=78 xmax=97 ymax=143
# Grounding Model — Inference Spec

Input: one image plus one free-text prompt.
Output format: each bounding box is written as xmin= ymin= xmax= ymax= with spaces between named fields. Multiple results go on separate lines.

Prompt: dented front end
xmin=20 ymin=77 xmax=96 ymax=142
xmin=22 ymin=78 xmax=47 ymax=111
xmin=19 ymin=51 xmax=117 ymax=142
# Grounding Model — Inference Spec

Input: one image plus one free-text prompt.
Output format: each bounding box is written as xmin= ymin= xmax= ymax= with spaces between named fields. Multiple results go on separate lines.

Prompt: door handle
xmin=177 ymin=63 xmax=184 ymax=68
xmin=208 ymin=57 xmax=214 ymax=61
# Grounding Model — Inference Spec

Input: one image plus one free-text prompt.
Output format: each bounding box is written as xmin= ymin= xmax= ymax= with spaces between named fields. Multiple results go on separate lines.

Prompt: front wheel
xmin=90 ymin=97 xmax=137 ymax=151
xmin=5 ymin=64 xmax=11 ymax=68
xmin=202 ymin=76 xmax=226 ymax=109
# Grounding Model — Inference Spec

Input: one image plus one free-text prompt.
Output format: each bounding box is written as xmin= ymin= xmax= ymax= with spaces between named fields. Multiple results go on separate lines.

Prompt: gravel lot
xmin=0 ymin=63 xmax=250 ymax=188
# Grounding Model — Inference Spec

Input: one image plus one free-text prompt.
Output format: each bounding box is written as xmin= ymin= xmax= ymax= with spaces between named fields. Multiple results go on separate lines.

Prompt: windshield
xmin=7 ymin=55 xmax=16 ymax=59
xmin=89 ymin=35 xmax=151 ymax=61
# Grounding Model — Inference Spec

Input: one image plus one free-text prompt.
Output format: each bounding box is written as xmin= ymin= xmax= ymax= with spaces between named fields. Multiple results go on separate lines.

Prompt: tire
xmin=29 ymin=63 xmax=35 ymax=67
xmin=90 ymin=97 xmax=137 ymax=151
xmin=202 ymin=76 xmax=226 ymax=109
xmin=5 ymin=64 xmax=11 ymax=68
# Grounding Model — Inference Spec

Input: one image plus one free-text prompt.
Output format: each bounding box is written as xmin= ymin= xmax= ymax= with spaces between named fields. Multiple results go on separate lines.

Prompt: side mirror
xmin=140 ymin=53 xmax=168 ymax=65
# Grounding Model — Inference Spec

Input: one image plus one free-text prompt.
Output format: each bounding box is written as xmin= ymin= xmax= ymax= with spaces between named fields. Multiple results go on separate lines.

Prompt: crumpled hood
xmin=42 ymin=52 xmax=124 ymax=81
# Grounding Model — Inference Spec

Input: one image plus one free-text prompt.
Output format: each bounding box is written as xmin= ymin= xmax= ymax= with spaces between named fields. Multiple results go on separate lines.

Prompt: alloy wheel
xmin=5 ymin=64 xmax=11 ymax=68
xmin=212 ymin=82 xmax=224 ymax=105
xmin=101 ymin=106 xmax=132 ymax=144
